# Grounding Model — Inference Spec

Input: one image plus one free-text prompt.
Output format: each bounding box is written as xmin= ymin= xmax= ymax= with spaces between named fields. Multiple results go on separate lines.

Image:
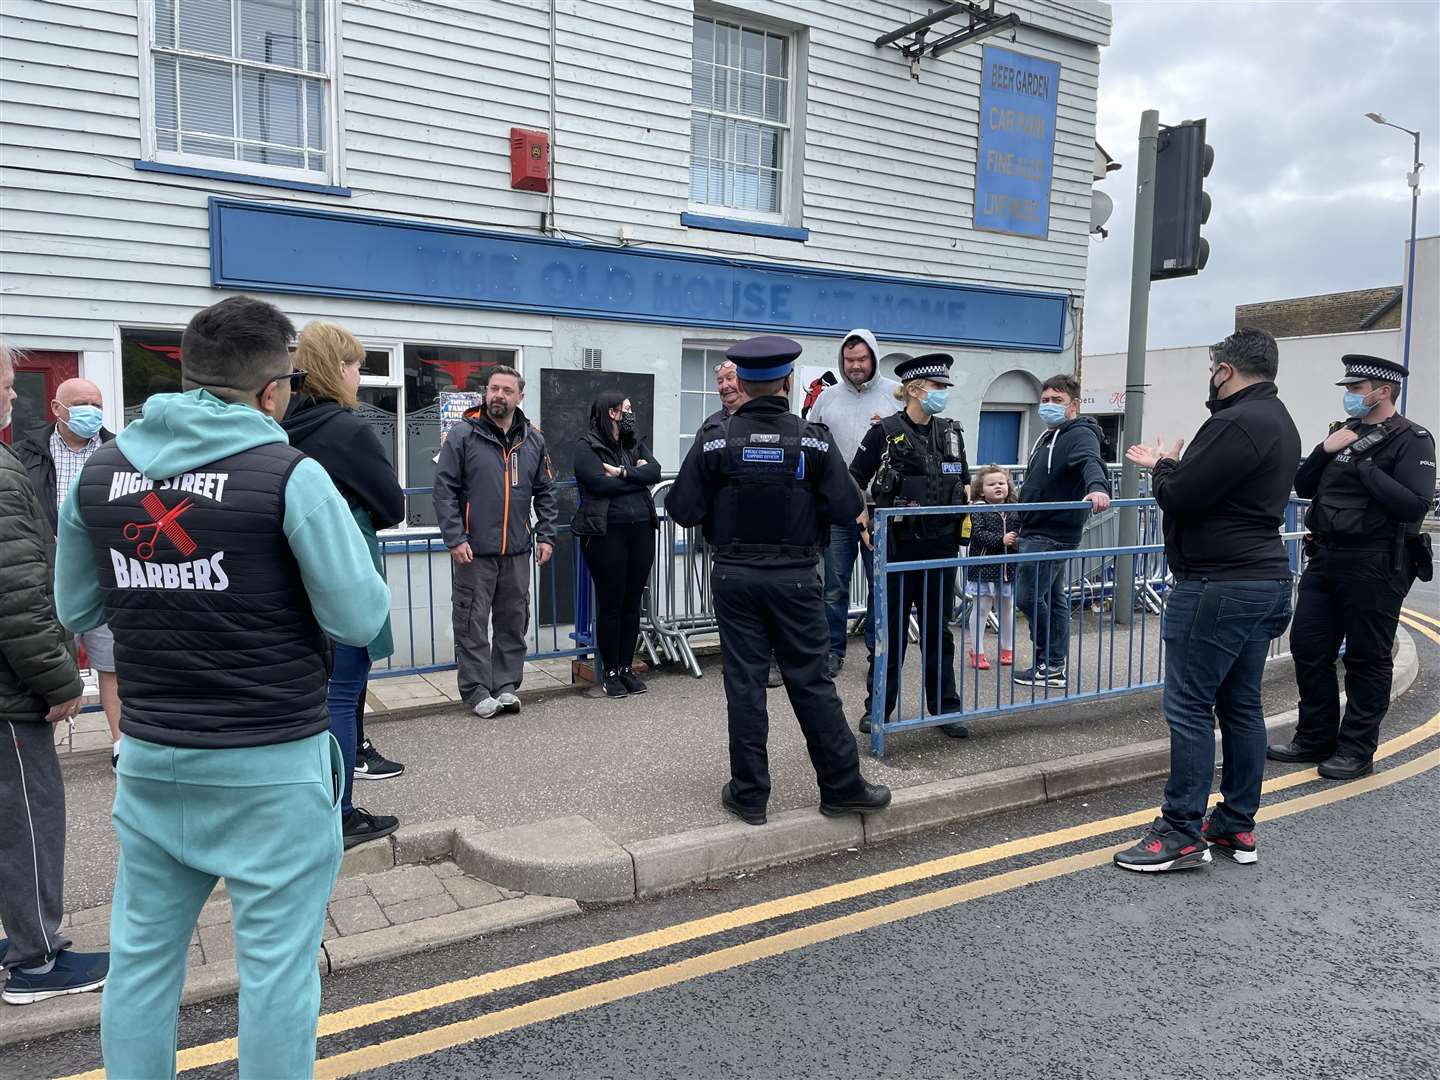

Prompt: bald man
xmin=15 ymin=378 xmax=122 ymax=764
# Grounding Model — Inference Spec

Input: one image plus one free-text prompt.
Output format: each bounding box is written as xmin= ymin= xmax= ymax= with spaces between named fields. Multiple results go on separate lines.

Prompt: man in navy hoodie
xmin=1014 ymin=374 xmax=1111 ymax=687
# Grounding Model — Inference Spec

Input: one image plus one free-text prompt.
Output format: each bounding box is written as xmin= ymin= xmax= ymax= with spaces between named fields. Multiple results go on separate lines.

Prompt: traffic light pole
xmin=1115 ymin=109 xmax=1159 ymax=625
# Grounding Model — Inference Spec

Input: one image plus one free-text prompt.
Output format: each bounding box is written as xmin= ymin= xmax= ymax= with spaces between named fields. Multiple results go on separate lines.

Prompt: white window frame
xmin=688 ymin=10 xmax=802 ymax=226
xmin=136 ymin=0 xmax=346 ymax=187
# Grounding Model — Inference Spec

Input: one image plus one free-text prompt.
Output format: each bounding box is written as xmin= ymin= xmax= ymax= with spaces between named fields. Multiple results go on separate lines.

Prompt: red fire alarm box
xmin=510 ymin=127 xmax=549 ymax=193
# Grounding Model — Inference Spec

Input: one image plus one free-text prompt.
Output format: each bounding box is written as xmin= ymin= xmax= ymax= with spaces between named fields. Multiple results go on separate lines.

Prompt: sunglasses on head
xmin=256 ymin=369 xmax=308 ymax=402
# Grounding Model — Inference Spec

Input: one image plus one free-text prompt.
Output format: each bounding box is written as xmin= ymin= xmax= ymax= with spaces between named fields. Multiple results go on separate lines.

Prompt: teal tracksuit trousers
xmin=100 ymin=732 xmax=344 ymax=1080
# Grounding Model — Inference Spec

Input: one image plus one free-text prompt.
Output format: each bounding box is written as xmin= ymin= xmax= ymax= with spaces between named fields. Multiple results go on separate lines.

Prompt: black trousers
xmin=865 ymin=567 xmax=961 ymax=720
xmin=1290 ymin=546 xmax=1412 ymax=761
xmin=712 ymin=562 xmax=866 ymax=808
xmin=582 ymin=521 xmax=657 ymax=675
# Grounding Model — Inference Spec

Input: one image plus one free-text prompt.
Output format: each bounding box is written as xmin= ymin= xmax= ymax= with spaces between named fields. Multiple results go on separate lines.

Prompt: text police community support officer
xmin=667 ymin=335 xmax=891 ymax=826
xmin=1269 ymin=354 xmax=1436 ymax=780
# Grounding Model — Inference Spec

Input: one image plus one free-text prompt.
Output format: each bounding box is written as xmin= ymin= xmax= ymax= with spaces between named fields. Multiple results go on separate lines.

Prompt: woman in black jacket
xmin=282 ymin=321 xmax=407 ymax=849
xmin=572 ymin=391 xmax=661 ymax=697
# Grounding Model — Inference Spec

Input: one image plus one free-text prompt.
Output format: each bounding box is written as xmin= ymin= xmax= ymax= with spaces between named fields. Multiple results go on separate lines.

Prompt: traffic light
xmin=1150 ymin=119 xmax=1213 ymax=280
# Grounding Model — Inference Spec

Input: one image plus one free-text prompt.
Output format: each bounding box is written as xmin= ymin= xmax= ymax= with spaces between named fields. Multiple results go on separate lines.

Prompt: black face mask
xmin=1206 ymin=365 xmax=1230 ymax=408
xmin=617 ymin=411 xmax=637 ymax=441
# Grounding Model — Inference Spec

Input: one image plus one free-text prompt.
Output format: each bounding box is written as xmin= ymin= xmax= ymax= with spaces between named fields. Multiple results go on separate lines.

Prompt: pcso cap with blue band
xmin=894 ymin=352 xmax=955 ymax=386
xmin=1336 ymin=353 xmax=1408 ymax=386
xmin=726 ymin=335 xmax=803 ymax=381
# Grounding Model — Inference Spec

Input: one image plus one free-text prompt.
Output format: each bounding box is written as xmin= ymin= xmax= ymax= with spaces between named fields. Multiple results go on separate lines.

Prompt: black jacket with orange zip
xmin=433 ymin=405 xmax=558 ymax=557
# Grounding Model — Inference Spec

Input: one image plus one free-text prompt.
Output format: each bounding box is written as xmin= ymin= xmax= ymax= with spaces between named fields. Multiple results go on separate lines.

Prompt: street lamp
xmin=1365 ymin=111 xmax=1423 ymax=415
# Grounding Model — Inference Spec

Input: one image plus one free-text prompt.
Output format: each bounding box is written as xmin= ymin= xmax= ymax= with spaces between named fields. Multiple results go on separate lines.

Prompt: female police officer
xmin=849 ymin=353 xmax=970 ymax=739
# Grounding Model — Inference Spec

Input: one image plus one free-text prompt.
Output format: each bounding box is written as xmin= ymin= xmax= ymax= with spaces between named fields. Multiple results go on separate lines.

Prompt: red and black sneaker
xmin=1113 ymin=818 xmax=1212 ymax=873
xmin=1201 ymin=818 xmax=1258 ymax=864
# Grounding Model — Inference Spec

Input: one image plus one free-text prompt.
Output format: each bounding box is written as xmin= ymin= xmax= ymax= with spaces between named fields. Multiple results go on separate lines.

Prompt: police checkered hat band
xmin=894 ymin=352 xmax=954 ymax=386
xmin=1336 ymin=353 xmax=1408 ymax=386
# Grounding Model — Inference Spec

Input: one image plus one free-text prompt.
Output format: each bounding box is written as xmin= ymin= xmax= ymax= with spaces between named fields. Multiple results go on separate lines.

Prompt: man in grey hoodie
xmin=806 ymin=329 xmax=900 ymax=675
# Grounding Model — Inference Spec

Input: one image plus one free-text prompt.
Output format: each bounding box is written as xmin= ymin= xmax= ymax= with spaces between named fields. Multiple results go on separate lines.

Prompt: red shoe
xmin=999 ymin=650 xmax=1014 ymax=666
xmin=968 ymin=650 xmax=990 ymax=670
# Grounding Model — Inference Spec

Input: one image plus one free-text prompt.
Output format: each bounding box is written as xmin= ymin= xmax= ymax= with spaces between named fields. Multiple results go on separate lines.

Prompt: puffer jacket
xmin=0 ymin=442 xmax=82 ymax=723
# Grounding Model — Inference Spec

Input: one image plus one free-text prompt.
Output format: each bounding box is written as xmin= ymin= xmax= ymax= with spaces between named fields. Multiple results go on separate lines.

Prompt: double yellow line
xmin=63 ymin=608 xmax=1440 ymax=1079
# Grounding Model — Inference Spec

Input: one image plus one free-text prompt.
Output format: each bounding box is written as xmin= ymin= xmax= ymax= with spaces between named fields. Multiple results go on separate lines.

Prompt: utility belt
xmin=1305 ymin=529 xmax=1432 ymax=581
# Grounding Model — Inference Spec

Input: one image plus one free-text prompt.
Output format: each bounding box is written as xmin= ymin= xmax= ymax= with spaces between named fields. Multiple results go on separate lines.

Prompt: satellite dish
xmin=1090 ymin=189 xmax=1114 ymax=233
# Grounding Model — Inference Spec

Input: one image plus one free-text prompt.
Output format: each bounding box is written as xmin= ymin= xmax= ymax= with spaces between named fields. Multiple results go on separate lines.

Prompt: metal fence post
xmin=869 ymin=509 xmax=890 ymax=758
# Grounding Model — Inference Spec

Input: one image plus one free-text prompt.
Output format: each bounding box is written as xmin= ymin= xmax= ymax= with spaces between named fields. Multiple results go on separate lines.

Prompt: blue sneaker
xmin=1 ymin=949 xmax=108 ymax=1005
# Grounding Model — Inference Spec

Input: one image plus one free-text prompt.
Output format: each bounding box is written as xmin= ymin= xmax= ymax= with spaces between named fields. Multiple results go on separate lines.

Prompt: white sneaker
xmin=474 ymin=697 xmax=500 ymax=719
xmin=497 ymin=692 xmax=521 ymax=714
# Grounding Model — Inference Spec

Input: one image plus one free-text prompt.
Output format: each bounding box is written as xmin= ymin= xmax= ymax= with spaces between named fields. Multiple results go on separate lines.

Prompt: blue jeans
xmin=821 ymin=522 xmax=875 ymax=659
xmin=1160 ymin=579 xmax=1293 ymax=840
xmin=327 ymin=643 xmax=372 ymax=816
xmin=1015 ymin=535 xmax=1070 ymax=668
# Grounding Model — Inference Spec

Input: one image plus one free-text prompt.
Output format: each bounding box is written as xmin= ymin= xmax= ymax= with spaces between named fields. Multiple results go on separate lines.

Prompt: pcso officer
xmin=668 ymin=335 xmax=891 ymax=826
xmin=1269 ymin=354 xmax=1435 ymax=779
xmin=849 ymin=353 xmax=970 ymax=738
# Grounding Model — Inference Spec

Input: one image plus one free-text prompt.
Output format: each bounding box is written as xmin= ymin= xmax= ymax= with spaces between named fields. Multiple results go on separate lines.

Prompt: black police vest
xmin=871 ymin=414 xmax=967 ymax=541
xmin=73 ymin=441 xmax=331 ymax=749
xmin=706 ymin=411 xmax=825 ymax=563
xmin=1306 ymin=417 xmax=1415 ymax=548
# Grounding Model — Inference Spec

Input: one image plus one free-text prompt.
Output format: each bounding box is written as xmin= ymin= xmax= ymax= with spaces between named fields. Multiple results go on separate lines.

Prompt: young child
xmin=964 ymin=465 xmax=1018 ymax=669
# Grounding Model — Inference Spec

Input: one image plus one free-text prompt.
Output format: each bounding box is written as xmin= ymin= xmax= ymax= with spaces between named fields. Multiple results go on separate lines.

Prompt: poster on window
xmin=434 ymin=392 xmax=485 ymax=461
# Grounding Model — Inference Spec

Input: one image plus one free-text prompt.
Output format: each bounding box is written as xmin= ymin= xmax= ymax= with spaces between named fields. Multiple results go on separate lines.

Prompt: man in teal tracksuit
xmin=55 ymin=296 xmax=390 ymax=1079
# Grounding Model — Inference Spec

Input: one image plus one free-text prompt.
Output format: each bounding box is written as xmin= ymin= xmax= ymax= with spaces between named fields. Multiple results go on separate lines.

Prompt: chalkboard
xmin=539 ymin=369 xmax=657 ymax=627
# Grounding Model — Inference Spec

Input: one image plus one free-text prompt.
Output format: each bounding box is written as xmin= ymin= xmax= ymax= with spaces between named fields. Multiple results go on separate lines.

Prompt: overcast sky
xmin=1083 ymin=0 xmax=1440 ymax=355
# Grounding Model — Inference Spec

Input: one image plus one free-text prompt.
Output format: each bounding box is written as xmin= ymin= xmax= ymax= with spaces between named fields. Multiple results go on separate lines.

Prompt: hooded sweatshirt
xmin=1016 ymin=414 xmax=1111 ymax=545
xmin=805 ymin=328 xmax=900 ymax=470
xmin=55 ymin=390 xmax=389 ymax=650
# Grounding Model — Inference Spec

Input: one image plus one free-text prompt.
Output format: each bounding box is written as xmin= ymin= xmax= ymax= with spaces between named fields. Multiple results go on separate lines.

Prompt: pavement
xmin=4 ymin=599 xmax=1427 ymax=1049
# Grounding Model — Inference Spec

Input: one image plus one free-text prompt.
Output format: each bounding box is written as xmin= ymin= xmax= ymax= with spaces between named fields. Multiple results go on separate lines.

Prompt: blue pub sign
xmin=974 ymin=45 xmax=1062 ymax=239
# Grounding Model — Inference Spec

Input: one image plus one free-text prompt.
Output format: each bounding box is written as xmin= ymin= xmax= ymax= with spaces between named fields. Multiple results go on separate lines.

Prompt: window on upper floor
xmin=689 ymin=14 xmax=792 ymax=219
xmin=141 ymin=0 xmax=339 ymax=184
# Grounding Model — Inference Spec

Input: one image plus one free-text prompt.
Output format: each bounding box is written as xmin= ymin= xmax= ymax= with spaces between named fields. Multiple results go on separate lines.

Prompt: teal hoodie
xmin=55 ymin=390 xmax=389 ymax=648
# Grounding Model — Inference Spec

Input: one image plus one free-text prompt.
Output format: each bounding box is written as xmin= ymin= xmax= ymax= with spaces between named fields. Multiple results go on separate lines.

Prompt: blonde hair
xmin=970 ymin=464 xmax=1017 ymax=504
xmin=294 ymin=321 xmax=363 ymax=408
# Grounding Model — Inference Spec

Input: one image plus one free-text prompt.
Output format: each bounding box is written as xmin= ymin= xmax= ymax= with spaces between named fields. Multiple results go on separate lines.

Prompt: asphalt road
xmin=21 ymin=583 xmax=1440 ymax=1080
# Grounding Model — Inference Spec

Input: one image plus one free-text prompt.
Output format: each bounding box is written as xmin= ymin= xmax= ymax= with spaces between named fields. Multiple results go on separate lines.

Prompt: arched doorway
xmin=977 ymin=370 xmax=1041 ymax=465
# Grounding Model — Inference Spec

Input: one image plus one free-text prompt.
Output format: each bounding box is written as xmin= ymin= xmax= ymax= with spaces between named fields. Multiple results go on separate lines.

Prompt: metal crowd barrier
xmin=866 ymin=497 xmax=1312 ymax=757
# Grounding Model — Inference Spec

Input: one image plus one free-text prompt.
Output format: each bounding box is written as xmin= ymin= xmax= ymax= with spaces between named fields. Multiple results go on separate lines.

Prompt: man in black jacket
xmin=14 ymin=378 xmax=123 ymax=766
xmin=0 ymin=348 xmax=103 ymax=1004
xmin=1013 ymin=374 xmax=1112 ymax=687
xmin=1115 ymin=327 xmax=1300 ymax=872
xmin=1269 ymin=354 xmax=1435 ymax=780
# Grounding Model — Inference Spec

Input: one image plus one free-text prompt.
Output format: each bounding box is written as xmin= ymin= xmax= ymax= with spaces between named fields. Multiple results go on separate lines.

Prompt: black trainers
xmin=602 ymin=671 xmax=629 ymax=698
xmin=1114 ymin=818 xmax=1212 ymax=872
xmin=721 ymin=782 xmax=766 ymax=826
xmin=343 ymin=807 xmax=399 ymax=849
xmin=1201 ymin=818 xmax=1258 ymax=864
xmin=619 ymin=669 xmax=647 ymax=695
xmin=1 ymin=949 xmax=108 ymax=1005
xmin=1013 ymin=663 xmax=1067 ymax=687
xmin=820 ymin=781 xmax=892 ymax=817
xmin=354 ymin=739 xmax=405 ymax=781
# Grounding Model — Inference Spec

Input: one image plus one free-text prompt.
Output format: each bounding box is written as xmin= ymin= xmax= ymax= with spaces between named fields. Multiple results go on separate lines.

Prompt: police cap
xmin=895 ymin=352 xmax=954 ymax=386
xmin=726 ymin=335 xmax=802 ymax=381
xmin=1336 ymin=354 xmax=1408 ymax=386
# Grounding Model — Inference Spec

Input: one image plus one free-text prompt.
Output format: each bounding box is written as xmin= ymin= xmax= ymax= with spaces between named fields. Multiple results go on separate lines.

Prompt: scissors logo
xmin=123 ymin=492 xmax=197 ymax=560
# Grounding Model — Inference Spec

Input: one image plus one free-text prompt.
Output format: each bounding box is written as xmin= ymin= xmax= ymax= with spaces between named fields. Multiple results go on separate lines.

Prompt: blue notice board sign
xmin=974 ymin=46 xmax=1061 ymax=239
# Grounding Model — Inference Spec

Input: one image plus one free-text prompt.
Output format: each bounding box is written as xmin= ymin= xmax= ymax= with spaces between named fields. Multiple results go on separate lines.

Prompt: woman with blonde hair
xmin=281 ymin=321 xmax=407 ymax=848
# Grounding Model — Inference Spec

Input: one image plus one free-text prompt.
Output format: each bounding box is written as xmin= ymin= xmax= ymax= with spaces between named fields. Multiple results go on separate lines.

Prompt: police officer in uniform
xmin=849 ymin=353 xmax=970 ymax=738
xmin=1269 ymin=355 xmax=1436 ymax=779
xmin=668 ymin=336 xmax=891 ymax=826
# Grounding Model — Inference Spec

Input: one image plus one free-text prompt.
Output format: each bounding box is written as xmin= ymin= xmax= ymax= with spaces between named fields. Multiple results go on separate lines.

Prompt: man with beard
xmin=434 ymin=366 xmax=558 ymax=719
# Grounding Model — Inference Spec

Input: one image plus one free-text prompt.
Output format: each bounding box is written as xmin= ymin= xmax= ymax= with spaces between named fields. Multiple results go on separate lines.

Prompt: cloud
xmin=1083 ymin=0 xmax=1440 ymax=354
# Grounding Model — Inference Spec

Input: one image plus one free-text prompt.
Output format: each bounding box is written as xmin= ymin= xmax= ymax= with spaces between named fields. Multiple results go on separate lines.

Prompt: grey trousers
xmin=453 ymin=553 xmax=531 ymax=705
xmin=0 ymin=719 xmax=71 ymax=969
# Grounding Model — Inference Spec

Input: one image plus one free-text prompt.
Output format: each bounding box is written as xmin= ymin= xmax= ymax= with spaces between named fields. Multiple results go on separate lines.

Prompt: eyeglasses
xmin=256 ymin=369 xmax=307 ymax=402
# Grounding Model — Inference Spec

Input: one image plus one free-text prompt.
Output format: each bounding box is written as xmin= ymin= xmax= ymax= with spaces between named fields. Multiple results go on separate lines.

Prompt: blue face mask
xmin=920 ymin=388 xmax=949 ymax=415
xmin=1342 ymin=391 xmax=1374 ymax=419
xmin=1039 ymin=403 xmax=1067 ymax=428
xmin=63 ymin=404 xmax=104 ymax=439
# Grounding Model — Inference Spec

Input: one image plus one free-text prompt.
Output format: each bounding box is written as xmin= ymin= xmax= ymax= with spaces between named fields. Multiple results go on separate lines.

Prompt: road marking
xmin=1400 ymin=606 xmax=1440 ymax=632
xmin=313 ymin=744 xmax=1440 ymax=1079
xmin=61 ymin=628 xmax=1440 ymax=1080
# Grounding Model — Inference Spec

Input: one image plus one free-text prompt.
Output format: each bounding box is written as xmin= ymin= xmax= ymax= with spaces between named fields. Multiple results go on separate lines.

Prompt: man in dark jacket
xmin=14 ymin=378 xmax=123 ymax=766
xmin=0 ymin=347 xmax=103 ymax=1004
xmin=433 ymin=366 xmax=558 ymax=719
xmin=1014 ymin=374 xmax=1112 ymax=686
xmin=1114 ymin=327 xmax=1299 ymax=873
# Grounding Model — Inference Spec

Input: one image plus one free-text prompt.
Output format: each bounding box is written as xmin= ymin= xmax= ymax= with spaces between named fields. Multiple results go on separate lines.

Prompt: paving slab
xmin=328 ymin=894 xmax=388 ymax=936
xmin=365 ymin=864 xmax=445 ymax=907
